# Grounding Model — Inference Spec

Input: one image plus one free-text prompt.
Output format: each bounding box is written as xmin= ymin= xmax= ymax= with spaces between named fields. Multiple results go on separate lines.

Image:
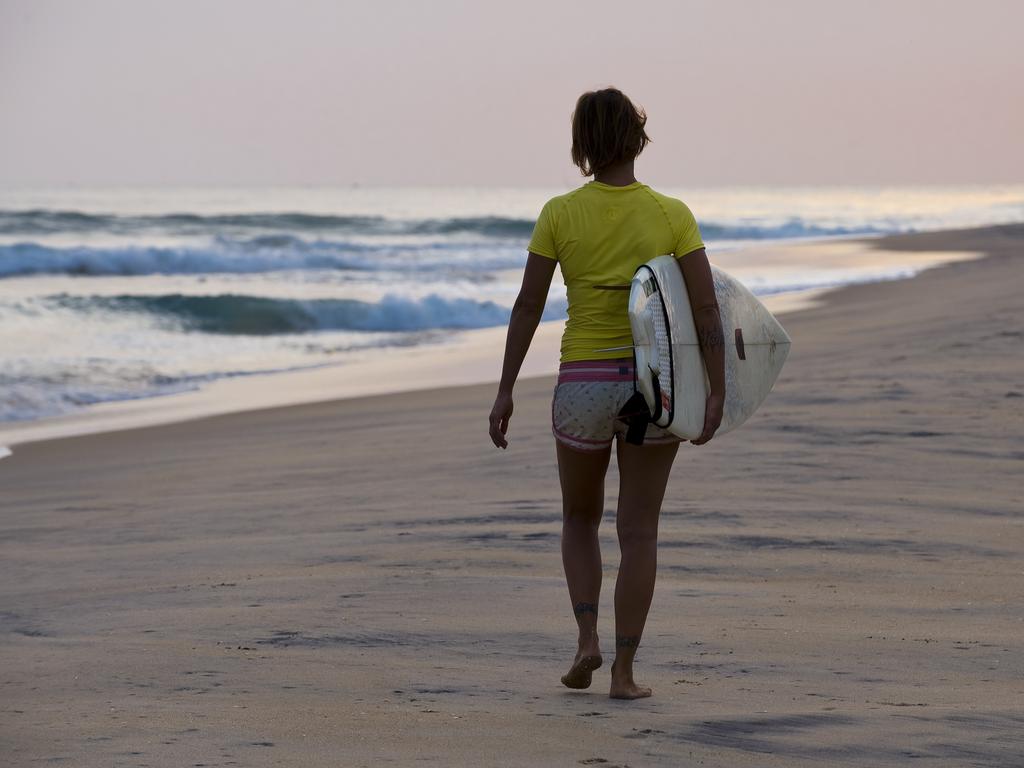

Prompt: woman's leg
xmin=610 ymin=438 xmax=679 ymax=699
xmin=556 ymin=439 xmax=612 ymax=688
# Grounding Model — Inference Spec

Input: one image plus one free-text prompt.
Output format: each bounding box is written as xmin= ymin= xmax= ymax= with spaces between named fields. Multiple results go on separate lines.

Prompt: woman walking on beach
xmin=488 ymin=88 xmax=726 ymax=699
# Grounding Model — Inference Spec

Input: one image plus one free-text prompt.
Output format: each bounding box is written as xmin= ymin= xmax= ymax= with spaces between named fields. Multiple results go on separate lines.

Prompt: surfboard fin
xmin=617 ymin=391 xmax=651 ymax=446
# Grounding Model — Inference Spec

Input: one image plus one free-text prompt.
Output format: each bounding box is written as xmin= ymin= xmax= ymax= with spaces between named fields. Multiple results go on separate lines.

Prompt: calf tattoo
xmin=574 ymin=601 xmax=598 ymax=617
xmin=616 ymin=634 xmax=640 ymax=649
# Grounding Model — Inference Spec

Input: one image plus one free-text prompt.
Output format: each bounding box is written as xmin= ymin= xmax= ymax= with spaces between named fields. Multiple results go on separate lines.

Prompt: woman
xmin=488 ymin=87 xmax=725 ymax=700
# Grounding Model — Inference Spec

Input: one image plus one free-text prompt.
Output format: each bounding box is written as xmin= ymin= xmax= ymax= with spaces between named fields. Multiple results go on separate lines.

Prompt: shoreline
xmin=0 ymin=226 xmax=992 ymax=454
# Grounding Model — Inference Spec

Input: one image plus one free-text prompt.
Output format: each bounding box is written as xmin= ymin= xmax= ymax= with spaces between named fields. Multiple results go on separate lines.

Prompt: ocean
xmin=1 ymin=185 xmax=1022 ymax=427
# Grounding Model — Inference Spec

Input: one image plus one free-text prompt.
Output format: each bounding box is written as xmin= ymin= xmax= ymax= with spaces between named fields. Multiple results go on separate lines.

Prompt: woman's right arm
xmin=676 ymin=247 xmax=725 ymax=445
xmin=488 ymin=252 xmax=557 ymax=449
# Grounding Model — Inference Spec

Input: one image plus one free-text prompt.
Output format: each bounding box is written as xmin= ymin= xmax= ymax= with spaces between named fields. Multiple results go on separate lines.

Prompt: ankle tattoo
xmin=573 ymin=601 xmax=598 ymax=617
xmin=616 ymin=634 xmax=640 ymax=649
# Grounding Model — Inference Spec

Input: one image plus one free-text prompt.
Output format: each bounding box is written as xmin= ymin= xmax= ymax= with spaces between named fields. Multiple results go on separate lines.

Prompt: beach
xmin=1 ymin=224 xmax=1022 ymax=766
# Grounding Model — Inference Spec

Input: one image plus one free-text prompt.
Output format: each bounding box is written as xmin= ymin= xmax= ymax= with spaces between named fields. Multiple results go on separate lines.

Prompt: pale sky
xmin=1 ymin=0 xmax=1021 ymax=187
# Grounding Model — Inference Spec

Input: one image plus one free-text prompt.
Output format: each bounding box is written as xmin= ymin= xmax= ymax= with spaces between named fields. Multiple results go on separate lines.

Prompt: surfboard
xmin=626 ymin=255 xmax=791 ymax=440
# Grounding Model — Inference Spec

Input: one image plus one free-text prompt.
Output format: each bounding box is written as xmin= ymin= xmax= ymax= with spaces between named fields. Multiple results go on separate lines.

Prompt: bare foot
xmin=609 ymin=678 xmax=652 ymax=699
xmin=609 ymin=661 xmax=652 ymax=699
xmin=561 ymin=652 xmax=603 ymax=689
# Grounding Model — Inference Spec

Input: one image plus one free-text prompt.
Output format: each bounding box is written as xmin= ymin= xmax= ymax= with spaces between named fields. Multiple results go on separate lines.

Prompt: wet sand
xmin=1 ymin=225 xmax=1022 ymax=766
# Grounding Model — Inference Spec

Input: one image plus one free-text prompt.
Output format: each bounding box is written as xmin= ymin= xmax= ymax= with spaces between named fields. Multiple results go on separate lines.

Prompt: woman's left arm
xmin=488 ymin=252 xmax=557 ymax=449
xmin=677 ymin=247 xmax=726 ymax=445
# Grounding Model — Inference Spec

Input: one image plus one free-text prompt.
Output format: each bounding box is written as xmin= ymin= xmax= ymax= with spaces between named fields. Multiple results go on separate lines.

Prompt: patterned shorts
xmin=551 ymin=358 xmax=683 ymax=452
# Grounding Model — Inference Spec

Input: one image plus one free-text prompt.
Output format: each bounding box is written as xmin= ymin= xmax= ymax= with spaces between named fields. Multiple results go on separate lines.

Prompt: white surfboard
xmin=626 ymin=255 xmax=791 ymax=440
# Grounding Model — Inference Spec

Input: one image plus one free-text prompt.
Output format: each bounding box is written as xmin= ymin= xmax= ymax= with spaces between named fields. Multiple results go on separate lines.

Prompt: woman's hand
xmin=489 ymin=391 xmax=514 ymax=449
xmin=691 ymin=392 xmax=723 ymax=445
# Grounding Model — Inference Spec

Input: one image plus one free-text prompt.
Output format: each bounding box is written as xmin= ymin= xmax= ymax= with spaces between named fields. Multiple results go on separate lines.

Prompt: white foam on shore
xmin=0 ymin=243 xmax=983 ymax=452
xmin=0 ymin=317 xmax=563 ymax=450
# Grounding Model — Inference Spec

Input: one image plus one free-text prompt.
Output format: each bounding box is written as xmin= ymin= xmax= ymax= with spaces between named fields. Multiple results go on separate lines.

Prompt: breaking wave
xmin=0 ymin=210 xmax=538 ymax=238
xmin=44 ymin=292 xmax=567 ymax=335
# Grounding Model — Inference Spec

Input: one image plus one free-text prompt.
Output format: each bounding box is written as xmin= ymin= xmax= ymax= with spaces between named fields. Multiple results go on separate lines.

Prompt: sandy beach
xmin=1 ymin=225 xmax=1022 ymax=766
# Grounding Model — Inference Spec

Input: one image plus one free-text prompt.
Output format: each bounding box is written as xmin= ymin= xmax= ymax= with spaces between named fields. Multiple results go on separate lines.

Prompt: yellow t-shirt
xmin=527 ymin=181 xmax=705 ymax=363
